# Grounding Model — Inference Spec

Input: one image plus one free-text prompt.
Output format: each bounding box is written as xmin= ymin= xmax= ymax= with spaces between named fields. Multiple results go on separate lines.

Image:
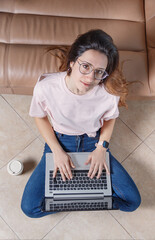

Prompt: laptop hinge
xmin=53 ymin=193 xmax=104 ymax=200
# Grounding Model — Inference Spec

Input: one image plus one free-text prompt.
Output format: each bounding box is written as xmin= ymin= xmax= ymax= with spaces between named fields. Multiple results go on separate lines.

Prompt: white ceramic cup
xmin=7 ymin=160 xmax=23 ymax=176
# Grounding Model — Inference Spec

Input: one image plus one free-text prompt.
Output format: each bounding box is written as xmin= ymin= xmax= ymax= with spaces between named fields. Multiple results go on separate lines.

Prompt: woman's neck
xmin=65 ymin=75 xmax=87 ymax=95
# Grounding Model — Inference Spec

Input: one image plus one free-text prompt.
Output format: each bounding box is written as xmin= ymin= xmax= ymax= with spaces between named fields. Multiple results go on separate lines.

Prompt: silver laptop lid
xmin=45 ymin=152 xmax=112 ymax=197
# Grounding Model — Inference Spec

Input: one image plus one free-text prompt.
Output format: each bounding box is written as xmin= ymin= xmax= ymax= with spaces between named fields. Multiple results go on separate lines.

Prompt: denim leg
xmin=21 ymin=144 xmax=59 ymax=218
xmin=109 ymin=151 xmax=141 ymax=212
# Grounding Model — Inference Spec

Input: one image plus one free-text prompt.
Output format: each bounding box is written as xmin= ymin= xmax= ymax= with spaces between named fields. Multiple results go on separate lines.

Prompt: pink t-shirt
xmin=29 ymin=71 xmax=120 ymax=137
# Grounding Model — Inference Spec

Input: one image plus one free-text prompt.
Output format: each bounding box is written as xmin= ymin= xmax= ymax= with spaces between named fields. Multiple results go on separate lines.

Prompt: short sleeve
xmin=101 ymin=96 xmax=120 ymax=121
xmin=29 ymin=81 xmax=47 ymax=118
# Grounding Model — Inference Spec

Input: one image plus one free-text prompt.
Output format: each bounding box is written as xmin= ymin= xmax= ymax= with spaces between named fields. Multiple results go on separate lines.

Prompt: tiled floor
xmin=0 ymin=94 xmax=155 ymax=240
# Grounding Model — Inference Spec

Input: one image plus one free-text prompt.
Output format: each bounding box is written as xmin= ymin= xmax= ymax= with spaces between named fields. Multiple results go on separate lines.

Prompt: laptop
xmin=42 ymin=152 xmax=117 ymax=212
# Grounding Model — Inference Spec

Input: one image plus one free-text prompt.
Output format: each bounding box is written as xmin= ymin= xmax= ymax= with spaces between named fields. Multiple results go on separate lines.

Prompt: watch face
xmin=103 ymin=141 xmax=109 ymax=148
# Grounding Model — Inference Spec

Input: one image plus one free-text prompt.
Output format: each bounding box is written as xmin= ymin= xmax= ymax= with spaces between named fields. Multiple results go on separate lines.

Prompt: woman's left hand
xmin=85 ymin=147 xmax=110 ymax=179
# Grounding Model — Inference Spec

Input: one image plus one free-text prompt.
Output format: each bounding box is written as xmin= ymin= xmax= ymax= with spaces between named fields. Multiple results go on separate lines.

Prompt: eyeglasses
xmin=77 ymin=59 xmax=109 ymax=80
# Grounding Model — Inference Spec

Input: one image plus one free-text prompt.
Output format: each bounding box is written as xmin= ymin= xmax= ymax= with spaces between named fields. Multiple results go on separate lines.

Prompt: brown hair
xmin=45 ymin=30 xmax=140 ymax=108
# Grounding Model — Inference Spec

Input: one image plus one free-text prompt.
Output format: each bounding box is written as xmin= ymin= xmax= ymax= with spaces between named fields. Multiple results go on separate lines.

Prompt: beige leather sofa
xmin=0 ymin=0 xmax=155 ymax=100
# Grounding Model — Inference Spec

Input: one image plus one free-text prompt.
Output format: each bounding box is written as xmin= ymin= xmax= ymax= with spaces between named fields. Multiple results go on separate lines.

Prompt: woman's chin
xmin=75 ymin=86 xmax=87 ymax=95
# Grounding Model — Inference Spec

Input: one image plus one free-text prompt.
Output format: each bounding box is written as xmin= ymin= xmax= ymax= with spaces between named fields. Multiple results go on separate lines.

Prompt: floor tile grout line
xmin=121 ymin=134 xmax=155 ymax=165
xmin=143 ymin=128 xmax=155 ymax=140
xmin=1 ymin=94 xmax=39 ymax=138
xmin=107 ymin=211 xmax=134 ymax=240
xmin=142 ymin=129 xmax=155 ymax=154
xmin=119 ymin=119 xmax=155 ymax=155
xmin=143 ymin=141 xmax=155 ymax=154
xmin=0 ymin=136 xmax=39 ymax=171
xmin=118 ymin=117 xmax=150 ymax=142
xmin=0 ymin=214 xmax=21 ymax=240
xmin=118 ymin=114 xmax=155 ymax=161
xmin=121 ymin=141 xmax=144 ymax=164
xmin=41 ymin=212 xmax=71 ymax=240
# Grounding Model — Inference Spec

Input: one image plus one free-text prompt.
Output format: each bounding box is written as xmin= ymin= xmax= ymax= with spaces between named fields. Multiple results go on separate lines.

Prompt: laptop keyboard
xmin=46 ymin=199 xmax=109 ymax=211
xmin=49 ymin=170 xmax=107 ymax=191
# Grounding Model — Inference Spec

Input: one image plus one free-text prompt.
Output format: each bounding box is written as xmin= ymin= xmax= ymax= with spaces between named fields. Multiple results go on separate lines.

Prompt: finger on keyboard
xmin=53 ymin=170 xmax=56 ymax=178
xmin=60 ymin=170 xmax=66 ymax=182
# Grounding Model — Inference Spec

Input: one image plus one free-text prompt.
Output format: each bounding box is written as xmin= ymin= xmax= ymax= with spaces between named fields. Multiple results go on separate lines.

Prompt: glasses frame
xmin=77 ymin=59 xmax=109 ymax=81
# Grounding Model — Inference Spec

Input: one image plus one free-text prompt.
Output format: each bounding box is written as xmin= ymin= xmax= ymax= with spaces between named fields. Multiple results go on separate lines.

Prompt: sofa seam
xmin=4 ymin=13 xmax=14 ymax=93
xmin=143 ymin=0 xmax=151 ymax=94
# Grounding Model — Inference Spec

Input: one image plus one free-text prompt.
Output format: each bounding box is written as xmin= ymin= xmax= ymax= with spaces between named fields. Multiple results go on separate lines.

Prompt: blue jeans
xmin=21 ymin=130 xmax=141 ymax=218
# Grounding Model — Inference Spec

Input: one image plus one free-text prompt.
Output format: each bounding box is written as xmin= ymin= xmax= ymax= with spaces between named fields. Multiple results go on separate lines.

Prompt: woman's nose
xmin=85 ymin=71 xmax=95 ymax=82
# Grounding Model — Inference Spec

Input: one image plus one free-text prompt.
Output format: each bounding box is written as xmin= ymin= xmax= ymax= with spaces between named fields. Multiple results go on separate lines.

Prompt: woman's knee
xmin=120 ymin=191 xmax=141 ymax=212
xmin=21 ymin=199 xmax=37 ymax=218
xmin=128 ymin=191 xmax=141 ymax=212
xmin=21 ymin=198 xmax=58 ymax=218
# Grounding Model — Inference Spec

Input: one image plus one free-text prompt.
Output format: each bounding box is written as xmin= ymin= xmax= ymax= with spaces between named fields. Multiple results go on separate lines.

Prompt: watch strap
xmin=95 ymin=140 xmax=109 ymax=149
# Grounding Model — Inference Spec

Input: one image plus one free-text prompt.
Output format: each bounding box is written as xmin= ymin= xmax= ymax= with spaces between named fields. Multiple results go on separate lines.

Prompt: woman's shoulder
xmin=33 ymin=71 xmax=66 ymax=96
xmin=100 ymin=84 xmax=119 ymax=98
xmin=97 ymin=84 xmax=120 ymax=106
xmin=37 ymin=71 xmax=66 ymax=84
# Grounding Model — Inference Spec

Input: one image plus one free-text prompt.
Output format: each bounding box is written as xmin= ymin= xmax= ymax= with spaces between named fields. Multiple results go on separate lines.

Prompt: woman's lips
xmin=80 ymin=81 xmax=91 ymax=87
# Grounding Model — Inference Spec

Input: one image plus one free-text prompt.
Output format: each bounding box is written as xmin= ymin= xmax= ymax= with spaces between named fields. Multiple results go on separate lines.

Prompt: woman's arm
xmin=85 ymin=118 xmax=117 ymax=179
xmin=34 ymin=116 xmax=63 ymax=153
xmin=34 ymin=116 xmax=75 ymax=181
xmin=98 ymin=118 xmax=116 ymax=146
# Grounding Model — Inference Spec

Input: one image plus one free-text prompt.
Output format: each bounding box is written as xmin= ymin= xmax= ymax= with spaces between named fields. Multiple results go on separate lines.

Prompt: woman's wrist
xmin=51 ymin=145 xmax=63 ymax=154
xmin=95 ymin=140 xmax=109 ymax=150
xmin=95 ymin=145 xmax=107 ymax=152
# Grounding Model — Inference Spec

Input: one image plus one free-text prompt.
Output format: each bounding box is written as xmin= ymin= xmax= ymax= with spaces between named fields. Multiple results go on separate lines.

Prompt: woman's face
xmin=69 ymin=49 xmax=108 ymax=95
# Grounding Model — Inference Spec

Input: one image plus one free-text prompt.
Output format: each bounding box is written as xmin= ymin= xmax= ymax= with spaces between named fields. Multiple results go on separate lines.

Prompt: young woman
xmin=21 ymin=29 xmax=141 ymax=218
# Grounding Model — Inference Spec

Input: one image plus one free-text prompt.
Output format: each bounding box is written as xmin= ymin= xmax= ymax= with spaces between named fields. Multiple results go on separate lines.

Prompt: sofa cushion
xmin=0 ymin=0 xmax=154 ymax=99
xmin=145 ymin=0 xmax=155 ymax=95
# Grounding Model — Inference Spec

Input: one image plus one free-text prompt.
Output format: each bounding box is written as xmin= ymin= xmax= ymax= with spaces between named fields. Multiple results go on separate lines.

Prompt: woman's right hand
xmin=52 ymin=149 xmax=75 ymax=181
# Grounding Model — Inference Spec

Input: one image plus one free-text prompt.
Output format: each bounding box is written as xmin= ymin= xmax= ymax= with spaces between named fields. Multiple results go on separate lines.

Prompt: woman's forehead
xmin=79 ymin=49 xmax=108 ymax=68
